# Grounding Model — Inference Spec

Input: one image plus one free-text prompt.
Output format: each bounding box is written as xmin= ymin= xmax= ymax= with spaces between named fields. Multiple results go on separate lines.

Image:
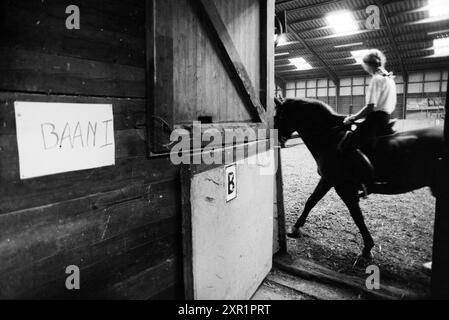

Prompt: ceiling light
xmin=334 ymin=42 xmax=364 ymax=49
xmin=434 ymin=37 xmax=449 ymax=56
xmin=428 ymin=0 xmax=449 ymax=18
xmin=277 ymin=40 xmax=300 ymax=47
xmin=275 ymin=52 xmax=290 ymax=57
xmin=289 ymin=57 xmax=313 ymax=71
xmin=326 ymin=10 xmax=359 ymax=35
xmin=351 ymin=49 xmax=370 ymax=64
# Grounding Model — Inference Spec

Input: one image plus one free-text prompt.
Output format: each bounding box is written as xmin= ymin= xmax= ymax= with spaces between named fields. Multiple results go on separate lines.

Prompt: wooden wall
xmin=0 ymin=0 xmax=182 ymax=299
xmin=0 ymin=0 xmax=274 ymax=299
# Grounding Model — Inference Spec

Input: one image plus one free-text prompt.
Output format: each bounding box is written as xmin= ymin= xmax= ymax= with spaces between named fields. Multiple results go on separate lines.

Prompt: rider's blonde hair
xmin=362 ymin=49 xmax=386 ymax=70
xmin=362 ymin=49 xmax=393 ymax=77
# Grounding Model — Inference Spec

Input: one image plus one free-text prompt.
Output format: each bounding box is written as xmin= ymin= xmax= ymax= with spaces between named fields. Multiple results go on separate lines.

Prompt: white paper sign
xmin=15 ymin=102 xmax=115 ymax=179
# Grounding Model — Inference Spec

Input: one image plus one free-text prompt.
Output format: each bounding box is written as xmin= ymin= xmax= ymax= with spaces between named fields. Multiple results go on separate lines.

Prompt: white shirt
xmin=366 ymin=74 xmax=397 ymax=114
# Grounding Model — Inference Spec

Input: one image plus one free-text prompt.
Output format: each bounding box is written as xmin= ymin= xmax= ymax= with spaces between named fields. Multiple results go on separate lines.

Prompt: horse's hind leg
xmin=336 ymin=187 xmax=375 ymax=259
xmin=288 ymin=178 xmax=332 ymax=238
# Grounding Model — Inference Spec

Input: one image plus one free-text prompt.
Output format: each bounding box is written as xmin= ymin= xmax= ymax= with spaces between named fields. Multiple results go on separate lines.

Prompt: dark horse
xmin=274 ymin=97 xmax=445 ymax=259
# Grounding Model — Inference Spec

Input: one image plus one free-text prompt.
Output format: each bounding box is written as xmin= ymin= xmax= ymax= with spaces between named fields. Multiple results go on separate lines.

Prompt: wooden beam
xmin=431 ymin=64 xmax=449 ymax=299
xmin=283 ymin=0 xmax=409 ymax=20
xmin=275 ymin=76 xmax=287 ymax=98
xmin=275 ymin=39 xmax=434 ymax=60
xmin=376 ymin=0 xmax=408 ymax=79
xmin=276 ymin=55 xmax=446 ymax=76
xmin=276 ymin=0 xmax=344 ymax=13
xmin=275 ymin=149 xmax=287 ymax=254
xmin=287 ymin=2 xmax=421 ymax=30
xmin=260 ymin=0 xmax=268 ymax=110
xmin=194 ymin=0 xmax=266 ymax=123
xmin=181 ymin=165 xmax=194 ymax=300
xmin=401 ymin=74 xmax=408 ymax=120
xmin=145 ymin=0 xmax=156 ymax=157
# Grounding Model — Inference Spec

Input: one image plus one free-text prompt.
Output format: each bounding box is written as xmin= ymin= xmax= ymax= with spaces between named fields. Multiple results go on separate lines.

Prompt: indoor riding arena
xmin=0 ymin=0 xmax=449 ymax=304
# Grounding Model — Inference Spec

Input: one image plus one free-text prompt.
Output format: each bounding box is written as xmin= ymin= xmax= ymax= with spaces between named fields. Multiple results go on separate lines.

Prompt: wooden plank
xmin=1 ymin=128 xmax=146 ymax=168
xmin=145 ymin=0 xmax=156 ymax=157
xmin=274 ymin=254 xmax=421 ymax=300
xmin=0 ymin=156 xmax=179 ymax=213
xmin=1 ymin=227 xmax=178 ymax=299
xmin=1 ymin=1 xmax=145 ymax=67
xmin=151 ymin=0 xmax=175 ymax=154
xmin=180 ymin=165 xmax=194 ymax=300
xmin=189 ymin=139 xmax=272 ymax=176
xmin=259 ymin=0 xmax=268 ymax=110
xmin=0 ymin=180 xmax=179 ymax=274
xmin=194 ymin=0 xmax=266 ymax=123
xmin=275 ymin=148 xmax=287 ymax=253
xmin=104 ymin=258 xmax=180 ymax=300
xmin=150 ymin=284 xmax=179 ymax=300
xmin=0 ymin=92 xmax=146 ymax=134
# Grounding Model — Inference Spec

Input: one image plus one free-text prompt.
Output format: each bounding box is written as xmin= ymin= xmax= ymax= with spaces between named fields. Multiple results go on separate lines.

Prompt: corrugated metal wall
xmin=282 ymin=70 xmax=448 ymax=119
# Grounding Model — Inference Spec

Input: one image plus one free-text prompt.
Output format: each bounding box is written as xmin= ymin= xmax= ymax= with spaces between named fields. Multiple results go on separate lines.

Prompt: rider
xmin=340 ymin=49 xmax=397 ymax=194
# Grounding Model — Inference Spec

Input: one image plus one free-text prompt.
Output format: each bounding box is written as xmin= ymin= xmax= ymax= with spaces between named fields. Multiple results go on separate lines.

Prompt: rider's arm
xmin=351 ymin=103 xmax=375 ymax=121
xmin=345 ymin=76 xmax=380 ymax=124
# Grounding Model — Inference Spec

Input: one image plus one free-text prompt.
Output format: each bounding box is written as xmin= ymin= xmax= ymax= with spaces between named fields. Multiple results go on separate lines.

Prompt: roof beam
xmin=287 ymin=6 xmax=423 ymax=32
xmin=275 ymin=39 xmax=434 ymax=61
xmin=276 ymin=0 xmax=344 ymax=12
xmin=276 ymin=55 xmax=447 ymax=74
xmin=275 ymin=25 xmax=443 ymax=49
xmin=283 ymin=0 xmax=408 ymax=20
xmin=288 ymin=28 xmax=340 ymax=85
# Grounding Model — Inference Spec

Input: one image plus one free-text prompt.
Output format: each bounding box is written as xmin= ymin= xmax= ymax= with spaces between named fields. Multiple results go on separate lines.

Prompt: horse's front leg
xmin=336 ymin=187 xmax=375 ymax=259
xmin=288 ymin=178 xmax=332 ymax=238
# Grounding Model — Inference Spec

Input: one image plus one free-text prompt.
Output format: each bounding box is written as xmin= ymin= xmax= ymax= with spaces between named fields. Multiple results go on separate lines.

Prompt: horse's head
xmin=274 ymin=98 xmax=344 ymax=143
xmin=274 ymin=98 xmax=296 ymax=144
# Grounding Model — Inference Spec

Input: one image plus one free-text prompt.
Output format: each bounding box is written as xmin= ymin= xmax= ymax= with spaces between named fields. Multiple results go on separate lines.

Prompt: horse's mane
xmin=283 ymin=97 xmax=341 ymax=117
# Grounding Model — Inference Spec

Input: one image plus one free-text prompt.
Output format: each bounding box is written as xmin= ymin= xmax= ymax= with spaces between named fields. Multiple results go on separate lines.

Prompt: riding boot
xmin=338 ymin=131 xmax=375 ymax=197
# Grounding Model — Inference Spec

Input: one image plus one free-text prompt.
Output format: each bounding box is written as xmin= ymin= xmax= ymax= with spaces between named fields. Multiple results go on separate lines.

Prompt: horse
xmin=274 ymin=97 xmax=445 ymax=259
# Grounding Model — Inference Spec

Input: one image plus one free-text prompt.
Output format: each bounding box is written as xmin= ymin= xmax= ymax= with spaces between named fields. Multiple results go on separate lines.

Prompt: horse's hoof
xmin=362 ymin=251 xmax=374 ymax=260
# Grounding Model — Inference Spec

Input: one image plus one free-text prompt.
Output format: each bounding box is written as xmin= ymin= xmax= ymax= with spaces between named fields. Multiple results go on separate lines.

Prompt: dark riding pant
xmin=340 ymin=111 xmax=391 ymax=189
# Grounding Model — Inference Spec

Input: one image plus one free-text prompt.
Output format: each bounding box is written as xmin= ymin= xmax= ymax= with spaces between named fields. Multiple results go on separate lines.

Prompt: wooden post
xmin=276 ymin=148 xmax=287 ymax=253
xmin=335 ymin=81 xmax=341 ymax=113
xmin=431 ymin=65 xmax=449 ymax=299
xmin=181 ymin=165 xmax=194 ymax=300
xmin=145 ymin=0 xmax=156 ymax=157
xmin=402 ymin=74 xmax=409 ymax=120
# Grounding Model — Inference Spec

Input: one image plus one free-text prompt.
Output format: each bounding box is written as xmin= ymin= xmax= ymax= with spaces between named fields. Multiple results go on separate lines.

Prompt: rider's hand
xmin=343 ymin=116 xmax=355 ymax=126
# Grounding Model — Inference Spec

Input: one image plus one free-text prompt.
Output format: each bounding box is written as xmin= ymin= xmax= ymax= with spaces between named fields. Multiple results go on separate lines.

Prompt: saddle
xmin=339 ymin=119 xmax=399 ymax=197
